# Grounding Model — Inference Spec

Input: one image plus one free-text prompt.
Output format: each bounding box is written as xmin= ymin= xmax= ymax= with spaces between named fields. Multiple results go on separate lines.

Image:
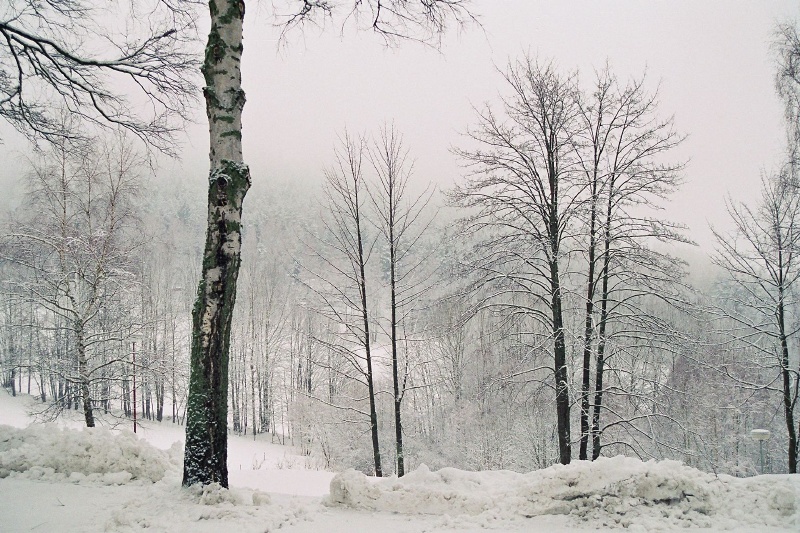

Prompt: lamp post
xmin=750 ymin=429 xmax=770 ymax=474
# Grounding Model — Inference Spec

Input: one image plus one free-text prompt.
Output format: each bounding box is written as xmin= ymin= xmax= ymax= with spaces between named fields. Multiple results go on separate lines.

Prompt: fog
xmin=1 ymin=1 xmax=796 ymax=255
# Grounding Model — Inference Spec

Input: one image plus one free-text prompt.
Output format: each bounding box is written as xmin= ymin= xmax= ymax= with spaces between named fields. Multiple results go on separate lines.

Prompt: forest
xmin=1 ymin=0 xmax=799 ymax=488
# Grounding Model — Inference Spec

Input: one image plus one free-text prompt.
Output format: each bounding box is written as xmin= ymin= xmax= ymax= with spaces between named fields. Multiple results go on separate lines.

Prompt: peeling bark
xmin=183 ymin=0 xmax=250 ymax=488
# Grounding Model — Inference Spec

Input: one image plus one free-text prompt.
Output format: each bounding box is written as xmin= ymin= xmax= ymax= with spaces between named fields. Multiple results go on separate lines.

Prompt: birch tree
xmin=3 ymin=133 xmax=143 ymax=427
xmin=182 ymin=0 xmax=250 ymax=488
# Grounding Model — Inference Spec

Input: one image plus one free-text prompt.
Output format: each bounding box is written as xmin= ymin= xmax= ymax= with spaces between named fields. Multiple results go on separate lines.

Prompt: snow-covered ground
xmin=0 ymin=392 xmax=797 ymax=532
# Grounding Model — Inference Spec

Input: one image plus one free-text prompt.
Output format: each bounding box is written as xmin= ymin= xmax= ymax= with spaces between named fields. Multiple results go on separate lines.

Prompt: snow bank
xmin=0 ymin=424 xmax=178 ymax=484
xmin=327 ymin=456 xmax=799 ymax=530
xmin=103 ymin=479 xmax=316 ymax=532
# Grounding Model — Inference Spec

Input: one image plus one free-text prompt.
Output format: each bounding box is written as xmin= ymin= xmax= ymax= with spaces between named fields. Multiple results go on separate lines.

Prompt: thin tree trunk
xmin=122 ymin=377 xmax=131 ymax=418
xmin=779 ymin=326 xmax=797 ymax=473
xmin=183 ymin=0 xmax=250 ymax=488
xmin=549 ymin=190 xmax=571 ymax=464
xmin=390 ymin=204 xmax=404 ymax=477
xmin=579 ymin=187 xmax=598 ymax=460
xmin=357 ymin=206 xmax=383 ymax=477
xmin=591 ymin=190 xmax=614 ymax=461
xmin=251 ymin=364 xmax=257 ymax=439
xmin=231 ymin=366 xmax=240 ymax=434
xmin=778 ymin=264 xmax=798 ymax=473
xmin=551 ymin=259 xmax=571 ymax=465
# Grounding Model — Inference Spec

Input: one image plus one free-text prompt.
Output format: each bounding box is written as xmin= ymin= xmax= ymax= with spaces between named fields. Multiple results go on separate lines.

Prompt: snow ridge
xmin=327 ymin=456 xmax=799 ymax=530
xmin=0 ymin=424 xmax=179 ymax=484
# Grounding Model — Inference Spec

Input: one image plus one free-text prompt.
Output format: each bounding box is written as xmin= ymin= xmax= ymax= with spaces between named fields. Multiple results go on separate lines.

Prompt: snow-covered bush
xmin=0 ymin=424 xmax=177 ymax=483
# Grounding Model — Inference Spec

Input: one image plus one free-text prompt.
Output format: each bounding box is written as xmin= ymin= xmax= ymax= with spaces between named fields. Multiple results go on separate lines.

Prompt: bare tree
xmin=573 ymin=68 xmax=687 ymax=460
xmin=181 ymin=0 xmax=250 ymax=488
xmin=278 ymin=0 xmax=474 ymax=44
xmin=3 ymin=131 xmax=144 ymax=427
xmin=775 ymin=21 xmax=800 ymax=176
xmin=300 ymin=132 xmax=384 ymax=476
xmin=0 ymin=0 xmax=198 ymax=153
xmin=712 ymin=173 xmax=800 ymax=473
xmin=453 ymin=56 xmax=581 ymax=465
xmin=367 ymin=124 xmax=435 ymax=476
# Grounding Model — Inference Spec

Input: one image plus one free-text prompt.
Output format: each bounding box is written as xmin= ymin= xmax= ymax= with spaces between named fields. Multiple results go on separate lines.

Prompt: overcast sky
xmin=4 ymin=1 xmax=799 ymax=255
xmin=235 ymin=0 xmax=800 ymax=252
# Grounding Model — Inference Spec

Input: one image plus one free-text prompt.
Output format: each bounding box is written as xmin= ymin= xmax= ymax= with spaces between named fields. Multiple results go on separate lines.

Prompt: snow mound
xmin=187 ymin=482 xmax=245 ymax=506
xmin=327 ymin=456 xmax=799 ymax=530
xmin=0 ymin=424 xmax=177 ymax=483
xmin=105 ymin=480 xmax=313 ymax=532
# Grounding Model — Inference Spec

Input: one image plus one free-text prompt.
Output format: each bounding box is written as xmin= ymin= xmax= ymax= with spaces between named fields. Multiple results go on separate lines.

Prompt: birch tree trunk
xmin=76 ymin=326 xmax=95 ymax=427
xmin=183 ymin=0 xmax=250 ymax=488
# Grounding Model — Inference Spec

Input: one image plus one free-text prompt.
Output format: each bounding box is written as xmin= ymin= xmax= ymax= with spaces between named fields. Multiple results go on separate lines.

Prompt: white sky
xmin=234 ymin=0 xmax=799 ymax=252
xmin=3 ymin=0 xmax=799 ymax=255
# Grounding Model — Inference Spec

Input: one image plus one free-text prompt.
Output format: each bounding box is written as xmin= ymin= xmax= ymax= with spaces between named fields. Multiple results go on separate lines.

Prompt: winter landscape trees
xmin=2 ymin=132 xmax=144 ymax=428
xmin=1 ymin=2 xmax=799 ymax=509
xmin=712 ymin=174 xmax=800 ymax=473
xmin=301 ymin=132 xmax=385 ymax=477
xmin=184 ymin=0 xmax=474 ymax=488
xmin=450 ymin=57 xmax=687 ymax=466
xmin=452 ymin=58 xmax=582 ymax=465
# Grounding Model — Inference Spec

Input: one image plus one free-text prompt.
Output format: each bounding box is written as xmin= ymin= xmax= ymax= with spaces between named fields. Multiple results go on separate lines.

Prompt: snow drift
xmin=0 ymin=424 xmax=179 ymax=484
xmin=327 ymin=456 xmax=799 ymax=530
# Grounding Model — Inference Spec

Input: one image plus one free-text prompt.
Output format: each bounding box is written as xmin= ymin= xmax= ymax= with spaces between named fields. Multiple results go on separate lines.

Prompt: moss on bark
xmin=183 ymin=0 xmax=249 ymax=488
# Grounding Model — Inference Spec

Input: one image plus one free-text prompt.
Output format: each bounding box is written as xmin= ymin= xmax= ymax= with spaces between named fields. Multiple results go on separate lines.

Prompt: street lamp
xmin=750 ymin=429 xmax=770 ymax=474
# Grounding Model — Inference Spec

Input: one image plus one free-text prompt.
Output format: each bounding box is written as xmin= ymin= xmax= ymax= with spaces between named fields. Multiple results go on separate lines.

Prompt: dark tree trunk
xmin=579 ymin=187 xmax=598 ymax=461
xmin=778 ymin=259 xmax=798 ymax=473
xmin=779 ymin=320 xmax=797 ymax=474
xmin=591 ymin=192 xmax=614 ymax=461
xmin=183 ymin=0 xmax=249 ymax=488
xmin=357 ymin=208 xmax=383 ymax=477
xmin=390 ymin=210 xmax=404 ymax=477
xmin=156 ymin=380 xmax=164 ymax=422
xmin=591 ymin=295 xmax=609 ymax=460
xmin=548 ymin=163 xmax=571 ymax=465
xmin=551 ymin=258 xmax=571 ymax=465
